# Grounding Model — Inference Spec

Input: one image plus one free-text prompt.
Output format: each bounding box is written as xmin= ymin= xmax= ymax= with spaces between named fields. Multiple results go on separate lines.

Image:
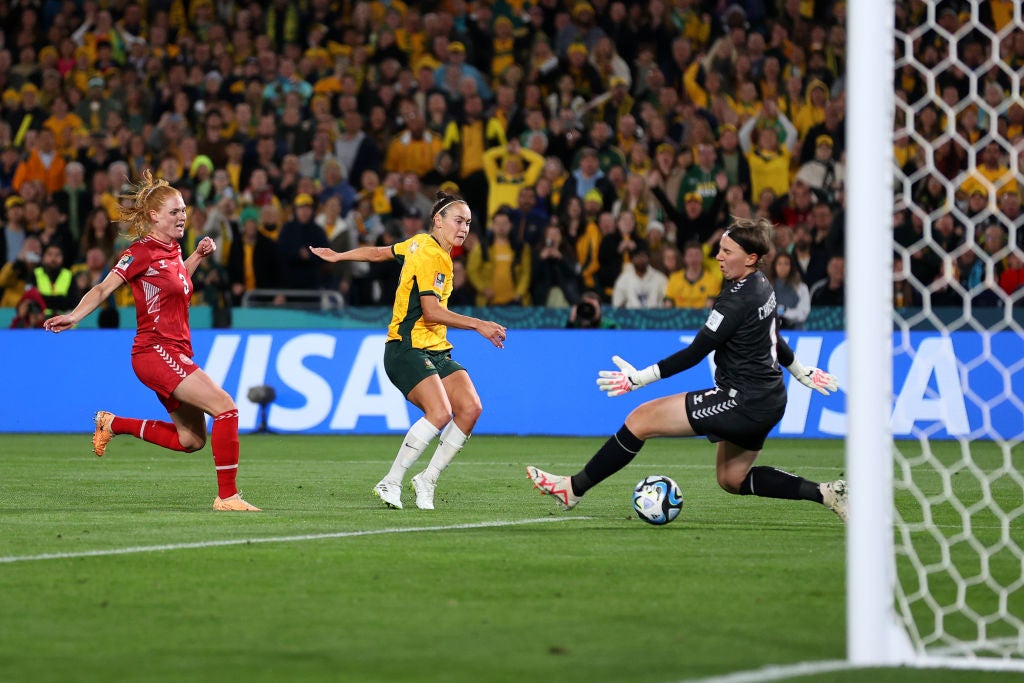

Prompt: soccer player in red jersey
xmin=44 ymin=170 xmax=260 ymax=511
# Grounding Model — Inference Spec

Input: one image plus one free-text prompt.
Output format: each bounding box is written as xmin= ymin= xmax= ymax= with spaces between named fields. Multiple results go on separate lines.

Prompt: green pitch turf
xmin=0 ymin=434 xmax=1019 ymax=683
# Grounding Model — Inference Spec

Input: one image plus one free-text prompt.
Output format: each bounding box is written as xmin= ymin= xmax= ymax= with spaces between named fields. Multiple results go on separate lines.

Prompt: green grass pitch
xmin=0 ymin=433 xmax=1019 ymax=683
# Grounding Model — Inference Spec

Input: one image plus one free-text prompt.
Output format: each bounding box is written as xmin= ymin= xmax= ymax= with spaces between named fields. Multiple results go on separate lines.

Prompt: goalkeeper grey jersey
xmin=701 ymin=270 xmax=787 ymax=415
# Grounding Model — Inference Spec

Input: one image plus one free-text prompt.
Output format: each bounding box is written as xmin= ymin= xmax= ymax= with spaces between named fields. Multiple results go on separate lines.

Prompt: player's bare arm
xmin=308 ymin=245 xmax=394 ymax=263
xmin=43 ymin=270 xmax=124 ymax=333
xmin=183 ymin=236 xmax=216 ymax=276
xmin=420 ymin=294 xmax=506 ymax=348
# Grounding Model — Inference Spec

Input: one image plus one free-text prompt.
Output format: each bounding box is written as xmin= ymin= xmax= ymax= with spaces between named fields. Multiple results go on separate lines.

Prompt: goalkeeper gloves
xmin=597 ymin=355 xmax=661 ymax=397
xmin=786 ymin=359 xmax=839 ymax=396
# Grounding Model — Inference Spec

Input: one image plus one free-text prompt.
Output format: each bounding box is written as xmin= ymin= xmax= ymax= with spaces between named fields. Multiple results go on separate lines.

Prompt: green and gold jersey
xmin=387 ymin=233 xmax=454 ymax=351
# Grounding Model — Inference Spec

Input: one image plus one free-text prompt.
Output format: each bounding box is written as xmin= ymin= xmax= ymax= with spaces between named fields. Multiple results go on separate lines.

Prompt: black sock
xmin=571 ymin=424 xmax=645 ymax=496
xmin=738 ymin=466 xmax=823 ymax=502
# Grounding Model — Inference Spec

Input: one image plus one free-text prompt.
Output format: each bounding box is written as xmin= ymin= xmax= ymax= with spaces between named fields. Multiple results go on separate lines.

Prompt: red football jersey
xmin=112 ymin=236 xmax=194 ymax=356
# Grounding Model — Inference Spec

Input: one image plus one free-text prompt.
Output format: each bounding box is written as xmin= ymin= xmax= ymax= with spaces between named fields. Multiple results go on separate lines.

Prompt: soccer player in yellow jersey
xmin=310 ymin=191 xmax=508 ymax=510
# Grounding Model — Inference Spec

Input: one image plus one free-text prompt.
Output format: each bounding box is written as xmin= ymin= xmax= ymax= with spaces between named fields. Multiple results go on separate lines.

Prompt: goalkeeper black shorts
xmin=685 ymin=385 xmax=786 ymax=451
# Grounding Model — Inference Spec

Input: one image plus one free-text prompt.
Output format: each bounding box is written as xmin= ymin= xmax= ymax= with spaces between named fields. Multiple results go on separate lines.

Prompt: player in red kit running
xmin=44 ymin=170 xmax=260 ymax=511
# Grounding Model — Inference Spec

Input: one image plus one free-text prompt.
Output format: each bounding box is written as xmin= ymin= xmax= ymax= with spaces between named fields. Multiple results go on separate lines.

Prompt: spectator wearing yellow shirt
xmin=758 ymin=54 xmax=784 ymax=101
xmin=959 ymin=140 xmax=1019 ymax=201
xmin=665 ymin=240 xmax=722 ymax=309
xmin=0 ymin=233 xmax=41 ymax=307
xmin=793 ymin=79 xmax=829 ymax=139
xmin=779 ymin=74 xmax=807 ymax=127
xmin=481 ymin=139 xmax=545 ymax=223
xmin=739 ymin=107 xmax=798 ymax=203
xmin=731 ymin=81 xmax=763 ymax=124
xmin=489 ymin=16 xmax=519 ymax=86
xmin=384 ymin=99 xmax=443 ymax=177
xmin=590 ymin=76 xmax=635 ymax=131
xmin=466 ymin=209 xmax=532 ymax=306
xmin=42 ymin=95 xmax=84 ymax=158
xmin=443 ymin=93 xmax=507 ymax=224
xmin=558 ymin=195 xmax=599 ymax=291
xmin=1002 ymin=102 xmax=1024 ymax=141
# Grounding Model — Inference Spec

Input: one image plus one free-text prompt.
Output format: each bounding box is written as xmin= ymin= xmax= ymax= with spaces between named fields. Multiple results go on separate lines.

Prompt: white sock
xmin=421 ymin=422 xmax=469 ymax=484
xmin=384 ymin=417 xmax=441 ymax=483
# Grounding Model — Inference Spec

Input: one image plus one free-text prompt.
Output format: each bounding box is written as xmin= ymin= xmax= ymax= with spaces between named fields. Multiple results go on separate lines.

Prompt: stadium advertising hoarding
xmin=5 ymin=329 xmax=1019 ymax=440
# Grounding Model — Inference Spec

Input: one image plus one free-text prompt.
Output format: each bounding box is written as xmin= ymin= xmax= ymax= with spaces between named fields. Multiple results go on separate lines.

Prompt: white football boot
xmin=411 ymin=472 xmax=436 ymax=510
xmin=526 ymin=466 xmax=580 ymax=510
xmin=821 ymin=479 xmax=848 ymax=522
xmin=373 ymin=479 xmax=403 ymax=509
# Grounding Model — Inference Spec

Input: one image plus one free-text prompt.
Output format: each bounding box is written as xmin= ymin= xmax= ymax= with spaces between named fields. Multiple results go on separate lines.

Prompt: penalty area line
xmin=0 ymin=517 xmax=591 ymax=564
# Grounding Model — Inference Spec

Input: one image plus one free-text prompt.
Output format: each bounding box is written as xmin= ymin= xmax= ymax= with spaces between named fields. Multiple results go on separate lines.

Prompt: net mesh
xmin=892 ymin=0 xmax=1023 ymax=662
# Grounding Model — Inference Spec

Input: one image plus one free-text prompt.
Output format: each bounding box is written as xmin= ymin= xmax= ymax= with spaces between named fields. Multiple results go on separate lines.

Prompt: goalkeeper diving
xmin=527 ymin=217 xmax=848 ymax=521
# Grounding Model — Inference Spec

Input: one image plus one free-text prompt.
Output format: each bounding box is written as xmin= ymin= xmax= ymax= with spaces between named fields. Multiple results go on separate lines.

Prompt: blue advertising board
xmin=2 ymin=329 xmax=1020 ymax=440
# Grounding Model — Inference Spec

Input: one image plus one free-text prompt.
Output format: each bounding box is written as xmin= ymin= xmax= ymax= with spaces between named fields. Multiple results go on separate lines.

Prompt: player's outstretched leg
xmin=94 ymin=411 xmax=196 ymax=455
xmin=526 ymin=466 xmax=581 ymax=510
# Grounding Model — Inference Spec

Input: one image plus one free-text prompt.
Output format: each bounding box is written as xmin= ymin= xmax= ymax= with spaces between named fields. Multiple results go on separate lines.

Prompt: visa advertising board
xmin=3 ymin=329 xmax=1019 ymax=441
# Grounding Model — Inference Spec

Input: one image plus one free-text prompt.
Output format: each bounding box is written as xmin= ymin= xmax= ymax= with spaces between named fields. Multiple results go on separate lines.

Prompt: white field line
xmin=675 ymin=660 xmax=856 ymax=683
xmin=0 ymin=517 xmax=590 ymax=565
xmin=674 ymin=655 xmax=1024 ymax=682
xmin=267 ymin=460 xmax=847 ymax=471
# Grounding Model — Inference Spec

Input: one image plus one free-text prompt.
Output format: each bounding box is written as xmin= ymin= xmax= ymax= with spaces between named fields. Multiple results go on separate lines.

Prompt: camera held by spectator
xmin=567 ymin=289 xmax=610 ymax=329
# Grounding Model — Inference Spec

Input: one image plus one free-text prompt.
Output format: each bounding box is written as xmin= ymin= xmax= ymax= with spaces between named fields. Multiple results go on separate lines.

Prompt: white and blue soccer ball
xmin=632 ymin=475 xmax=684 ymax=525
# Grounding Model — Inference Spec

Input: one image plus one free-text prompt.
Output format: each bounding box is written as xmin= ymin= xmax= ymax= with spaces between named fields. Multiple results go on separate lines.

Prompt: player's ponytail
xmin=118 ymin=170 xmax=181 ymax=240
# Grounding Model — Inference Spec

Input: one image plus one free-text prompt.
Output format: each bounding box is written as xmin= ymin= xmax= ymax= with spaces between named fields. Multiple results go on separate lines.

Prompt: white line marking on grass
xmin=676 ymin=660 xmax=856 ymax=683
xmin=290 ymin=461 xmax=845 ymax=471
xmin=0 ymin=517 xmax=590 ymax=564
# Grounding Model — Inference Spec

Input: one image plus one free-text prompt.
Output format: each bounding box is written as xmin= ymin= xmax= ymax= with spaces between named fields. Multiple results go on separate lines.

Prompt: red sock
xmin=211 ymin=410 xmax=240 ymax=499
xmin=110 ymin=416 xmax=187 ymax=452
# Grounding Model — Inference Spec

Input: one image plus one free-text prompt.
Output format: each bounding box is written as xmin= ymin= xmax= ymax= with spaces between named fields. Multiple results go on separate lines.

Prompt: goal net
xmin=848 ymin=0 xmax=1024 ymax=671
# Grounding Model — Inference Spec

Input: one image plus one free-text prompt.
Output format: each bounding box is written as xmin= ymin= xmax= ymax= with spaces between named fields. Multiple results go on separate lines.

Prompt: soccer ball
xmin=632 ymin=475 xmax=683 ymax=525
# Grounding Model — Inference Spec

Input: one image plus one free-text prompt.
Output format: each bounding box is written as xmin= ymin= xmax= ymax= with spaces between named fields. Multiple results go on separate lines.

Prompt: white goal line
xmin=0 ymin=517 xmax=590 ymax=564
xmin=676 ymin=660 xmax=855 ymax=683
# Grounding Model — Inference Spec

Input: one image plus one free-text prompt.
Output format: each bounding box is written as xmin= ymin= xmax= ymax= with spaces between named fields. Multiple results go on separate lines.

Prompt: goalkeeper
xmin=528 ymin=217 xmax=848 ymax=521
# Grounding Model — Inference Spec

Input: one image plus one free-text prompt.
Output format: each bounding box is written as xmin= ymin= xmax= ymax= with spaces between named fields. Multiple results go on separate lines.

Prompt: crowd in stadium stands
xmin=1 ymin=0 xmax=1022 ymax=329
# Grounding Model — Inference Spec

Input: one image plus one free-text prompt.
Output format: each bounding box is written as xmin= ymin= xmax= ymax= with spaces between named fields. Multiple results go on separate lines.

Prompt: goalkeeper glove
xmin=786 ymin=359 xmax=839 ymax=396
xmin=597 ymin=355 xmax=661 ymax=397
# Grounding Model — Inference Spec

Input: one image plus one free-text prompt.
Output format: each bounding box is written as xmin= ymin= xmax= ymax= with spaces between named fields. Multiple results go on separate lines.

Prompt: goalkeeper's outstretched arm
xmin=596 ymin=330 xmax=719 ymax=397
xmin=596 ymin=331 xmax=840 ymax=397
xmin=776 ymin=335 xmax=839 ymax=395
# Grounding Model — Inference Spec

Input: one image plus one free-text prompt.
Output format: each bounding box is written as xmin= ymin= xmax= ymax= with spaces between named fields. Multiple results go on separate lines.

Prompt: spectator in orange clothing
xmin=13 ymin=129 xmax=66 ymax=196
xmin=384 ymin=99 xmax=442 ymax=177
xmin=42 ymin=95 xmax=84 ymax=158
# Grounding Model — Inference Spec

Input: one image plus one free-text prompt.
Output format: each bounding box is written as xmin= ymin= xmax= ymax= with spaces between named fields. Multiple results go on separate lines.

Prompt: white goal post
xmin=847 ymin=0 xmax=1024 ymax=672
xmin=845 ymin=0 xmax=904 ymax=665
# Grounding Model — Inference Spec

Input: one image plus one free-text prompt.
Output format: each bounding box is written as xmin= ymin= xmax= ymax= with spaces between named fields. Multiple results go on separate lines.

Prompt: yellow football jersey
xmin=388 ymin=233 xmax=454 ymax=351
xmin=665 ymin=267 xmax=722 ymax=309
